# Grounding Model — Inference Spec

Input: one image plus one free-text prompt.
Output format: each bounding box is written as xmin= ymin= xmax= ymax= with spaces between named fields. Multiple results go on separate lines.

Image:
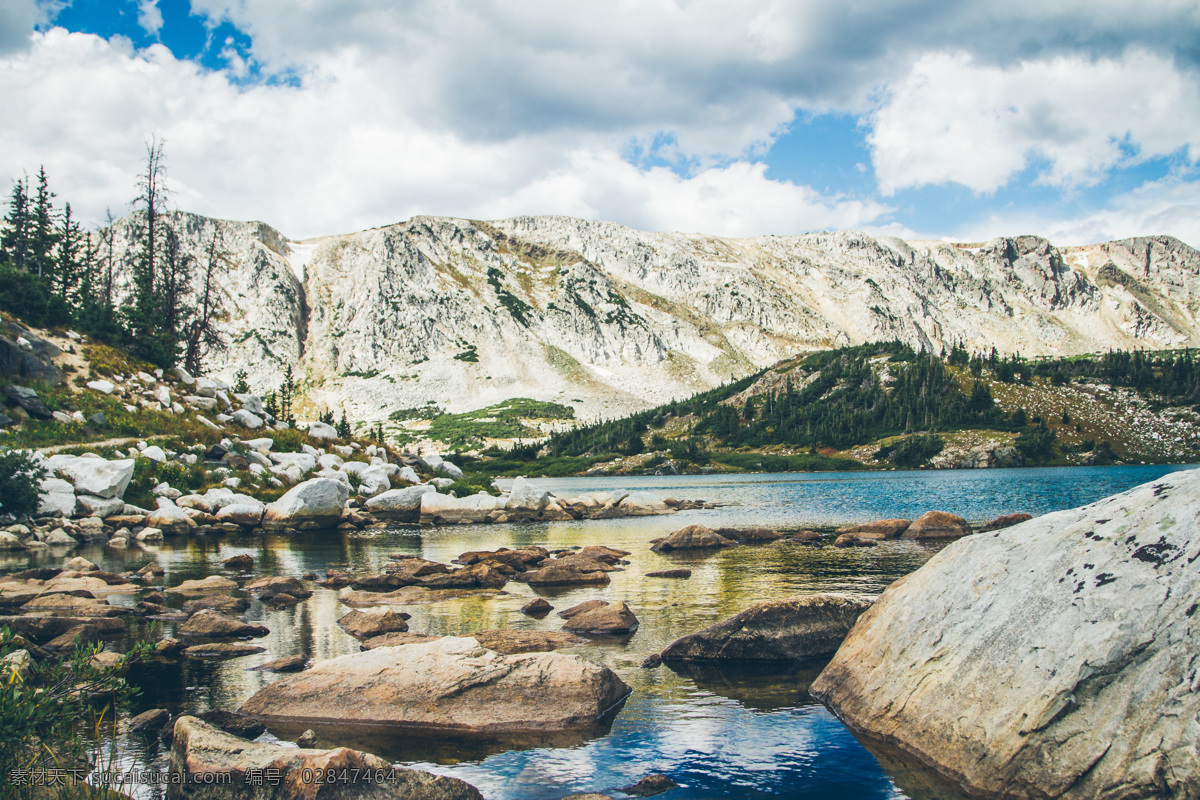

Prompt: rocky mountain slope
xmin=105 ymin=213 xmax=1200 ymax=428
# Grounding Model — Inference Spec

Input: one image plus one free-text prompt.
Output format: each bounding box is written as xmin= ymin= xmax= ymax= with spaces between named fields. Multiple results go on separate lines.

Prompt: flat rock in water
xmin=471 ymin=629 xmax=587 ymax=655
xmin=660 ymin=593 xmax=873 ymax=663
xmin=169 ymin=716 xmax=483 ymax=799
xmin=835 ymin=518 xmax=912 ymax=539
xmin=184 ymin=642 xmax=266 ymax=659
xmin=182 ymin=595 xmax=250 ymax=616
xmin=167 ymin=576 xmax=238 ymax=594
xmin=238 ymin=636 xmax=631 ymax=736
xmin=558 ymin=600 xmax=609 ymax=619
xmin=221 ymin=554 xmax=253 ymax=571
xmin=339 ymin=587 xmax=505 ymax=606
xmin=248 ymin=654 xmax=308 ymax=672
xmin=21 ymin=594 xmax=126 ymax=617
xmin=645 ymin=569 xmax=691 ymax=579
xmin=524 ymin=563 xmax=612 ymax=587
xmin=810 ymin=470 xmax=1200 ymax=799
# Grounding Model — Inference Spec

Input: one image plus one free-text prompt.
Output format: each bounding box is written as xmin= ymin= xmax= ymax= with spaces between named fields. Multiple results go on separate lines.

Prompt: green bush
xmin=0 ymin=450 xmax=45 ymax=518
xmin=124 ymin=457 xmax=209 ymax=508
xmin=0 ymin=626 xmax=146 ymax=799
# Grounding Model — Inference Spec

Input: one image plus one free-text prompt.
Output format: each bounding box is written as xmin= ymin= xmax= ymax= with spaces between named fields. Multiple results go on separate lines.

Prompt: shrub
xmin=0 ymin=450 xmax=45 ymax=518
xmin=0 ymin=625 xmax=147 ymax=799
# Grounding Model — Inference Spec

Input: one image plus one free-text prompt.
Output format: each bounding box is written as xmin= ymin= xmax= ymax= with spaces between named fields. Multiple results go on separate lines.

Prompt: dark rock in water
xmin=360 ymin=632 xmax=440 ymax=650
xmin=154 ymin=638 xmax=185 ymax=656
xmin=168 ymin=716 xmax=484 ymax=799
xmin=650 ymin=524 xmax=737 ymax=552
xmin=43 ymin=623 xmax=102 ymax=653
xmin=221 ymin=553 xmax=253 ymax=571
xmin=295 ymin=729 xmax=319 ymax=748
xmin=129 ymin=708 xmax=171 ymax=734
xmin=661 ymin=594 xmax=873 ymax=664
xmin=621 ymin=774 xmax=678 ymax=796
xmin=716 ymin=527 xmax=783 ymax=543
xmin=4 ymin=384 xmax=51 ymax=419
xmin=811 ymin=471 xmax=1200 ymax=799
xmin=645 ymin=569 xmax=691 ymax=579
xmin=790 ymin=530 xmax=822 ymax=544
xmin=249 ymin=654 xmax=308 ymax=673
xmin=521 ymin=597 xmax=553 ymax=616
xmin=978 ymin=512 xmax=1033 ymax=532
xmin=244 ymin=575 xmax=313 ymax=600
xmin=195 ymin=709 xmax=267 ymax=740
xmin=525 ymin=562 xmax=612 ymax=587
xmin=641 ymin=653 xmax=662 ymax=669
xmin=338 ymin=607 xmax=410 ymax=639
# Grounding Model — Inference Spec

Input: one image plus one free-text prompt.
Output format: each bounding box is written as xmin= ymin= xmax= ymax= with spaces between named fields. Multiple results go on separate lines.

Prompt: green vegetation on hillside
xmin=529 ymin=340 xmax=1200 ymax=472
xmin=390 ymin=398 xmax=575 ymax=450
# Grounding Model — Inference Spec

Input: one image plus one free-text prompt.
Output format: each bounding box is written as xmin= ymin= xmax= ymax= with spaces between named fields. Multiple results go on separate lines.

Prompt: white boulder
xmin=262 ymin=478 xmax=349 ymax=530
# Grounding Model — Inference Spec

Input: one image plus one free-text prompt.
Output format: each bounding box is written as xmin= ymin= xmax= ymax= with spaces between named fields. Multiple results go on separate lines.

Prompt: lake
xmin=4 ymin=464 xmax=1193 ymax=799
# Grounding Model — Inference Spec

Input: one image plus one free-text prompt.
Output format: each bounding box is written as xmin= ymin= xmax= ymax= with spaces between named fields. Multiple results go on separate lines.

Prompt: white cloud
xmin=137 ymin=0 xmax=163 ymax=37
xmin=954 ymin=174 xmax=1200 ymax=250
xmin=0 ymin=28 xmax=886 ymax=239
xmin=869 ymin=50 xmax=1200 ymax=195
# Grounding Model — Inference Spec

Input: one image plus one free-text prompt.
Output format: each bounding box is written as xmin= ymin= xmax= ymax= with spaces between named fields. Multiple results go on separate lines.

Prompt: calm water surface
xmin=3 ymin=465 xmax=1193 ymax=799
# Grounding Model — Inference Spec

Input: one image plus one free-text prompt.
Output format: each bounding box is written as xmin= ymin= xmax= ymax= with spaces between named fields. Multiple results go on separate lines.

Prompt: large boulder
xmin=617 ymin=492 xmax=671 ymax=516
xmin=419 ymin=491 xmax=505 ymax=524
xmin=660 ymin=593 xmax=873 ymax=663
xmin=306 ymin=421 xmax=339 ymax=440
xmin=506 ymin=476 xmax=550 ymax=511
xmin=810 ymin=469 xmax=1200 ymax=799
xmin=46 ymin=456 xmax=135 ymax=500
xmin=5 ymin=384 xmax=51 ymax=419
xmin=901 ymin=510 xmax=971 ymax=539
xmin=262 ymin=478 xmax=349 ymax=530
xmin=650 ymin=524 xmax=737 ymax=552
xmin=168 ymin=716 xmax=483 ymax=799
xmin=146 ymin=504 xmax=198 ymax=536
xmin=239 ymin=637 xmax=631 ymax=737
xmin=179 ymin=609 xmax=268 ymax=638
xmin=37 ymin=478 xmax=76 ymax=517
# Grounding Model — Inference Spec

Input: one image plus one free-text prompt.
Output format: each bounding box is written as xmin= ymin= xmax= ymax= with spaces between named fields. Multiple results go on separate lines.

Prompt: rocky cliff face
xmin=107 ymin=212 xmax=1200 ymax=425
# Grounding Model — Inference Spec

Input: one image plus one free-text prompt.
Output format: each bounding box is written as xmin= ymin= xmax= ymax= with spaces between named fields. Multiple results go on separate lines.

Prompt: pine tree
xmin=124 ymin=137 xmax=174 ymax=366
xmin=28 ymin=166 xmax=58 ymax=282
xmin=336 ymin=409 xmax=351 ymax=438
xmin=56 ymin=202 xmax=83 ymax=302
xmin=184 ymin=231 xmax=228 ymax=375
xmin=1 ymin=177 xmax=29 ymax=270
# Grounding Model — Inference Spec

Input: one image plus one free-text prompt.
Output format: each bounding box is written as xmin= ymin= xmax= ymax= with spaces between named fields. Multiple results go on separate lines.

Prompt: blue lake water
xmin=5 ymin=463 xmax=1193 ymax=799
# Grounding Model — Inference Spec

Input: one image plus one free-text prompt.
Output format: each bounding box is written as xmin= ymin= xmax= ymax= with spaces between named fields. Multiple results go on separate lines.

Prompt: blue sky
xmin=3 ymin=0 xmax=1200 ymax=246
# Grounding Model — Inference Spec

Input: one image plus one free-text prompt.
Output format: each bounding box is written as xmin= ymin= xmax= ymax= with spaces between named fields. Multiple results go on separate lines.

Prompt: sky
xmin=2 ymin=0 xmax=1200 ymax=247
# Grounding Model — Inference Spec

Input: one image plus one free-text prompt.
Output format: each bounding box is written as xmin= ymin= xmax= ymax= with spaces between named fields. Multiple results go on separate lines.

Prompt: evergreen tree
xmin=184 ymin=231 xmax=229 ymax=375
xmin=28 ymin=166 xmax=58 ymax=282
xmin=1 ymin=177 xmax=29 ymax=270
xmin=123 ymin=137 xmax=174 ymax=366
xmin=337 ymin=409 xmax=351 ymax=438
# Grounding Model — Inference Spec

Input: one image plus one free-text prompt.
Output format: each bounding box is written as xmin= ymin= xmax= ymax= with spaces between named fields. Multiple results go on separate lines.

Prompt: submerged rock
xmin=238 ymin=636 xmax=631 ymax=737
xmin=661 ymin=593 xmax=873 ymax=664
xmin=811 ymin=469 xmax=1200 ymax=799
xmin=338 ymin=607 xmax=410 ymax=639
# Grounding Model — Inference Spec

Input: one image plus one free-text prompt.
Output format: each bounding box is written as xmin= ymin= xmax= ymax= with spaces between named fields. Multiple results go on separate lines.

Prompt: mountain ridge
xmin=99 ymin=211 xmax=1200 ymax=432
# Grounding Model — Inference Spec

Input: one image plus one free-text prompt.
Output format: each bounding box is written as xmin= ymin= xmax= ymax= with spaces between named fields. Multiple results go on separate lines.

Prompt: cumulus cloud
xmin=870 ymin=50 xmax=1200 ymax=194
xmin=0 ymin=28 xmax=885 ymax=238
xmin=4 ymin=1 xmax=1200 ymax=243
xmin=137 ymin=0 xmax=163 ymax=37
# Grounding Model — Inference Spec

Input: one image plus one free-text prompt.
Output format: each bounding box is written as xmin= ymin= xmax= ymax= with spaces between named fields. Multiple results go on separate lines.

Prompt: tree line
xmin=544 ymin=339 xmax=1195 ymax=465
xmin=0 ymin=139 xmax=228 ymax=373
